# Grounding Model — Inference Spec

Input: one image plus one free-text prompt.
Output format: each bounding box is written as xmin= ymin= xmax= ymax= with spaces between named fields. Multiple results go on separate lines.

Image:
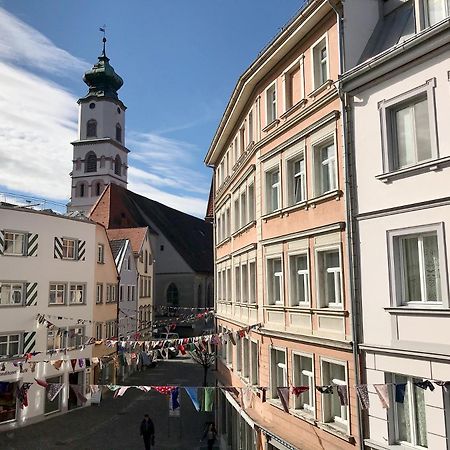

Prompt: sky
xmin=0 ymin=1 xmax=304 ymax=217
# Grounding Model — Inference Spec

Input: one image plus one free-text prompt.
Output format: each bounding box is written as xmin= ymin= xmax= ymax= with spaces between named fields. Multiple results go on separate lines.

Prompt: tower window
xmin=115 ymin=155 xmax=122 ymax=176
xmin=117 ymin=107 xmax=121 ymax=114
xmin=79 ymin=183 xmax=85 ymax=197
xmin=116 ymin=123 xmax=122 ymax=142
xmin=95 ymin=182 xmax=102 ymax=196
xmin=89 ymin=103 xmax=96 ymax=109
xmin=85 ymin=152 xmax=97 ymax=173
xmin=86 ymin=119 xmax=97 ymax=138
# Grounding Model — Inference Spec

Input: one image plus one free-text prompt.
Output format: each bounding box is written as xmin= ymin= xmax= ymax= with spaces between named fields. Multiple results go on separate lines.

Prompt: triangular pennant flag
xmin=135 ymin=386 xmax=151 ymax=393
xmin=171 ymin=387 xmax=180 ymax=410
xmin=34 ymin=378 xmax=49 ymax=388
xmin=355 ymin=385 xmax=370 ymax=410
xmin=184 ymin=387 xmax=200 ymax=411
xmin=70 ymin=359 xmax=77 ymax=372
xmin=52 ymin=360 xmax=63 ymax=370
xmin=47 ymin=383 xmax=64 ymax=401
xmin=241 ymin=387 xmax=253 ymax=410
xmin=203 ymin=387 xmax=214 ymax=412
xmin=153 ymin=386 xmax=175 ymax=395
xmin=70 ymin=385 xmax=87 ymax=404
xmin=78 ymin=358 xmax=85 ymax=369
xmin=228 ymin=333 xmax=236 ymax=346
xmin=374 ymin=384 xmax=390 ymax=409
xmin=291 ymin=386 xmax=309 ymax=397
xmin=114 ymin=386 xmax=130 ymax=398
xmin=277 ymin=387 xmax=290 ymax=412
xmin=17 ymin=383 xmax=33 ymax=409
xmin=336 ymin=385 xmax=348 ymax=406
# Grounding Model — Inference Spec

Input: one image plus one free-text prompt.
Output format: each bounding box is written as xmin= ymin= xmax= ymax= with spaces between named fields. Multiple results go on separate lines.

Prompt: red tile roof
xmin=106 ymin=227 xmax=148 ymax=254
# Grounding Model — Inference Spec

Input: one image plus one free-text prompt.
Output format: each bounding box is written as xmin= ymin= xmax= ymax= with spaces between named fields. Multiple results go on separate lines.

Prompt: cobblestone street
xmin=0 ymin=357 xmax=215 ymax=450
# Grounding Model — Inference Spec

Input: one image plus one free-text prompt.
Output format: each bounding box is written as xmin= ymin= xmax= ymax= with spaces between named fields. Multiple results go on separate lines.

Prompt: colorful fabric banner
xmin=355 ymin=385 xmax=370 ymax=410
xmin=291 ymin=386 xmax=309 ymax=397
xmin=241 ymin=387 xmax=253 ymax=409
xmin=47 ymin=383 xmax=64 ymax=401
xmin=185 ymin=387 xmax=200 ymax=411
xmin=171 ymin=387 xmax=180 ymax=411
xmin=414 ymin=380 xmax=434 ymax=391
xmin=70 ymin=359 xmax=77 ymax=372
xmin=71 ymin=385 xmax=87 ymax=404
xmin=277 ymin=387 xmax=290 ymax=413
xmin=114 ymin=386 xmax=130 ymax=398
xmin=374 ymin=384 xmax=390 ymax=409
xmin=336 ymin=385 xmax=348 ymax=406
xmin=17 ymin=383 xmax=33 ymax=409
xmin=316 ymin=385 xmax=333 ymax=394
xmin=34 ymin=378 xmax=49 ymax=388
xmin=203 ymin=387 xmax=214 ymax=412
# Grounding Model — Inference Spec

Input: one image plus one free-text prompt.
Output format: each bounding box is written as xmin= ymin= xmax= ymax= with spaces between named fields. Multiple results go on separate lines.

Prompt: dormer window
xmin=116 ymin=123 xmax=122 ymax=142
xmin=86 ymin=119 xmax=97 ymax=138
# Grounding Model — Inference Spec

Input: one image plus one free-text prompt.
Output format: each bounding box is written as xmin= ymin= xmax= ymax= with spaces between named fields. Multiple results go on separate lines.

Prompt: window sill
xmin=385 ymin=306 xmax=450 ymax=315
xmin=317 ymin=422 xmax=354 ymax=444
xmin=308 ymin=190 xmax=342 ymax=207
xmin=231 ymin=221 xmax=256 ymax=238
xmin=376 ymin=155 xmax=450 ymax=183
xmin=268 ymin=399 xmax=287 ymax=413
xmin=364 ymin=439 xmax=416 ymax=450
xmin=280 ymin=99 xmax=307 ymax=120
xmin=262 ymin=119 xmax=280 ymax=133
xmin=216 ymin=237 xmax=231 ymax=248
xmin=2 ymin=253 xmax=26 ymax=257
xmin=308 ymin=80 xmax=334 ymax=98
xmin=0 ymin=304 xmax=25 ymax=308
xmin=290 ymin=409 xmax=317 ymax=425
xmin=261 ymin=209 xmax=283 ymax=221
xmin=281 ymin=201 xmax=308 ymax=215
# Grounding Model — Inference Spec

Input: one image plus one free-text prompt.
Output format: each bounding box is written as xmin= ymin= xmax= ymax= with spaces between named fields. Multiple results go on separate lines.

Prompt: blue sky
xmin=0 ymin=1 xmax=303 ymax=216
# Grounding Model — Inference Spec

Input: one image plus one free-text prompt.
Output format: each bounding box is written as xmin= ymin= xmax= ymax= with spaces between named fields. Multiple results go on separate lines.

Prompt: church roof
xmin=80 ymin=38 xmax=124 ymax=103
xmin=89 ymin=184 xmax=213 ymax=274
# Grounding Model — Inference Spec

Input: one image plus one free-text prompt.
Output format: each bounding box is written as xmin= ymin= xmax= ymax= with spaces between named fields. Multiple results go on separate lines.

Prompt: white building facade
xmin=0 ymin=205 xmax=97 ymax=430
xmin=342 ymin=1 xmax=450 ymax=448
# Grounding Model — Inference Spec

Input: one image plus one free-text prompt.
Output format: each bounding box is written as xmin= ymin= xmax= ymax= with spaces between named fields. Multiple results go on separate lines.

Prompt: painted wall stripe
xmin=77 ymin=240 xmax=86 ymax=261
xmin=23 ymin=331 xmax=36 ymax=354
xmin=26 ymin=282 xmax=38 ymax=306
xmin=54 ymin=237 xmax=63 ymax=259
xmin=0 ymin=230 xmax=4 ymax=255
xmin=27 ymin=233 xmax=38 ymax=257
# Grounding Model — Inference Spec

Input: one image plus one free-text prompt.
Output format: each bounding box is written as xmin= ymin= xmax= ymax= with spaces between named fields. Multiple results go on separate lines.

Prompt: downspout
xmin=116 ymin=273 xmax=121 ymax=383
xmin=327 ymin=1 xmax=364 ymax=448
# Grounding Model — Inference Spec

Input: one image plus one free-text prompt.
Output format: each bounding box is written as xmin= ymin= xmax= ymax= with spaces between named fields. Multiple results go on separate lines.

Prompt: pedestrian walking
xmin=202 ymin=422 xmax=217 ymax=450
xmin=140 ymin=414 xmax=155 ymax=450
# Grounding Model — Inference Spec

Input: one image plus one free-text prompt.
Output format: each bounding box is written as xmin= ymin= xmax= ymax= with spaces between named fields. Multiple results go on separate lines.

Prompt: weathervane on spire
xmin=99 ymin=25 xmax=107 ymax=56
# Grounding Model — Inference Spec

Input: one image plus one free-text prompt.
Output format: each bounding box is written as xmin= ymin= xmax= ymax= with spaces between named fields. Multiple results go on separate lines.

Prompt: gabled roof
xmin=109 ymin=238 xmax=129 ymax=271
xmin=90 ymin=184 xmax=213 ymax=274
xmin=107 ymin=227 xmax=149 ymax=255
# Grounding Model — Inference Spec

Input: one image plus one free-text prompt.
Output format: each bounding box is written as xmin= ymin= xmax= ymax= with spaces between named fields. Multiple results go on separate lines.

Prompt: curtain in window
xmin=414 ymin=384 xmax=428 ymax=447
xmin=402 ymin=237 xmax=421 ymax=301
xmin=423 ymin=234 xmax=440 ymax=301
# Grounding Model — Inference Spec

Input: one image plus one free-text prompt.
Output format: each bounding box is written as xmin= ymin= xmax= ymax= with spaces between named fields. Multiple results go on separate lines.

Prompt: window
xmin=241 ymin=264 xmax=248 ymax=303
xmin=248 ymin=183 xmax=255 ymax=222
xmin=69 ymin=284 xmax=85 ymax=304
xmin=250 ymin=340 xmax=259 ymax=385
xmin=126 ymin=256 xmax=131 ymax=270
xmin=115 ymin=155 xmax=122 ymax=176
xmin=106 ymin=320 xmax=117 ymax=339
xmin=266 ymin=168 xmax=280 ymax=213
xmin=47 ymin=329 xmax=64 ymax=352
xmin=391 ymin=374 xmax=428 ymax=447
xmin=242 ymin=338 xmax=250 ymax=378
xmin=270 ymin=348 xmax=287 ymax=399
xmin=79 ymin=183 xmax=85 ymax=198
xmin=235 ymin=266 xmax=241 ymax=302
xmin=293 ymin=354 xmax=314 ymax=414
xmin=266 ymin=83 xmax=277 ymax=124
xmin=0 ymin=282 xmax=24 ymax=306
xmin=248 ymin=110 xmax=254 ymax=143
xmin=393 ymin=230 xmax=443 ymax=304
xmin=240 ymin=190 xmax=247 ymax=227
xmin=226 ymin=268 xmax=232 ymax=301
xmin=317 ymin=250 xmax=341 ymax=307
xmin=0 ymin=381 xmax=18 ymax=422
xmin=289 ymin=254 xmax=309 ymax=306
xmin=267 ymin=257 xmax=283 ymax=305
xmin=240 ymin=125 xmax=246 ymax=153
xmin=86 ymin=119 xmax=97 ymax=138
xmin=234 ymin=196 xmax=240 ymax=231
xmin=62 ymin=239 xmax=76 ymax=260
xmin=425 ymin=0 xmax=450 ymax=26
xmin=321 ymin=360 xmax=348 ymax=429
xmin=0 ymin=334 xmax=21 ymax=357
xmin=234 ymin=137 xmax=239 ymax=164
xmin=97 ymin=244 xmax=104 ymax=263
xmin=85 ymin=152 xmax=97 ymax=173
xmin=106 ymin=284 xmax=116 ymax=303
xmin=49 ymin=284 xmax=66 ymax=305
xmin=288 ymin=155 xmax=306 ymax=205
xmin=249 ymin=261 xmax=256 ymax=304
xmin=167 ymin=283 xmax=179 ymax=306
xmin=285 ymin=61 xmax=303 ymax=110
xmin=95 ymin=323 xmax=103 ymax=340
xmin=226 ymin=331 xmax=233 ymax=366
xmin=95 ymin=182 xmax=102 ymax=196
xmin=236 ymin=338 xmax=242 ymax=372
xmin=313 ymin=38 xmax=328 ymax=89
xmin=4 ymin=232 xmax=26 ymax=256
xmin=67 ymin=326 xmax=84 ymax=348
xmin=116 ymin=123 xmax=122 ymax=142
xmin=96 ymin=283 xmax=103 ymax=304
xmin=314 ymin=141 xmax=336 ymax=196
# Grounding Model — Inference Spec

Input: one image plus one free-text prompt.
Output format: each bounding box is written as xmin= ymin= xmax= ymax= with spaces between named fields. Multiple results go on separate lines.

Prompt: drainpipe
xmin=327 ymin=1 xmax=364 ymax=448
xmin=116 ymin=274 xmax=121 ymax=383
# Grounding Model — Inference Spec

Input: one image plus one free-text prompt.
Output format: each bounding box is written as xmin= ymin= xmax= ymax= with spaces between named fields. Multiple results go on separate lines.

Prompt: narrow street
xmin=1 ymin=357 xmax=216 ymax=450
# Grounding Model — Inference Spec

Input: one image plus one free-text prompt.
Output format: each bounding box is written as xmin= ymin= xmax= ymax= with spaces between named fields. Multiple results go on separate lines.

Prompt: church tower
xmin=67 ymin=37 xmax=129 ymax=214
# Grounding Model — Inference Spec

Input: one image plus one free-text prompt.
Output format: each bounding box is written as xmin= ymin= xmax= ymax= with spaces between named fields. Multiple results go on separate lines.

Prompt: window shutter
xmin=54 ymin=237 xmax=63 ymax=259
xmin=77 ymin=240 xmax=86 ymax=261
xmin=26 ymin=282 xmax=38 ymax=306
xmin=27 ymin=233 xmax=38 ymax=257
xmin=0 ymin=230 xmax=4 ymax=255
xmin=23 ymin=331 xmax=36 ymax=354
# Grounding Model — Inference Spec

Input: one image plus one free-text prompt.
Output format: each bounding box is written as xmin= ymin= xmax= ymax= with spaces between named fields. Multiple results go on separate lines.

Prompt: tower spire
xmin=99 ymin=25 xmax=107 ymax=57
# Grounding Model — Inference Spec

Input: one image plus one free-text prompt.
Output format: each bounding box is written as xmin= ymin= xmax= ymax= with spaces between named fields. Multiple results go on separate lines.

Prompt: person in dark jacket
xmin=202 ymin=422 xmax=217 ymax=450
xmin=140 ymin=414 xmax=155 ymax=450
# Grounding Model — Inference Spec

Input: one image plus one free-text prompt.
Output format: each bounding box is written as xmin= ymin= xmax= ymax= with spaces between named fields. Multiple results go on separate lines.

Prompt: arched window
xmin=95 ymin=182 xmax=103 ymax=196
xmin=85 ymin=152 xmax=97 ymax=173
xmin=115 ymin=155 xmax=122 ymax=176
xmin=166 ymin=283 xmax=179 ymax=306
xmin=116 ymin=123 xmax=122 ymax=142
xmin=100 ymin=156 xmax=106 ymax=168
xmin=79 ymin=183 xmax=86 ymax=198
xmin=86 ymin=119 xmax=97 ymax=138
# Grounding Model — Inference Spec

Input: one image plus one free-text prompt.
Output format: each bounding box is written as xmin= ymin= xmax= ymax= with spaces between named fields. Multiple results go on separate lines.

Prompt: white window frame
xmin=311 ymin=34 xmax=329 ymax=91
xmin=248 ymin=109 xmax=254 ymax=144
xmin=242 ymin=337 xmax=250 ymax=379
xmin=241 ymin=263 xmax=248 ymax=303
xmin=97 ymin=243 xmax=104 ymax=264
xmin=320 ymin=357 xmax=349 ymax=431
xmin=249 ymin=260 xmax=257 ymax=304
xmin=287 ymin=153 xmax=307 ymax=206
xmin=250 ymin=339 xmax=259 ymax=385
xmin=0 ymin=282 xmax=25 ymax=307
xmin=62 ymin=238 xmax=76 ymax=260
xmin=313 ymin=136 xmax=337 ymax=197
xmin=292 ymin=352 xmax=315 ymax=416
xmin=95 ymin=322 xmax=103 ymax=340
xmin=266 ymin=256 xmax=284 ymax=306
xmin=265 ymin=166 xmax=281 ymax=214
xmin=265 ymin=82 xmax=277 ymax=126
xmin=0 ymin=333 xmax=22 ymax=357
xmin=379 ymin=79 xmax=438 ymax=175
xmin=283 ymin=57 xmax=305 ymax=112
xmin=96 ymin=283 xmax=103 ymax=304
xmin=316 ymin=246 xmax=343 ymax=308
xmin=288 ymin=252 xmax=310 ymax=307
xmin=49 ymin=283 xmax=66 ymax=305
xmin=234 ymin=264 xmax=241 ymax=303
xmin=3 ymin=231 xmax=26 ymax=256
xmin=387 ymin=223 xmax=449 ymax=307
xmin=423 ymin=0 xmax=450 ymax=27
xmin=69 ymin=283 xmax=85 ymax=305
xmin=270 ymin=347 xmax=287 ymax=399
